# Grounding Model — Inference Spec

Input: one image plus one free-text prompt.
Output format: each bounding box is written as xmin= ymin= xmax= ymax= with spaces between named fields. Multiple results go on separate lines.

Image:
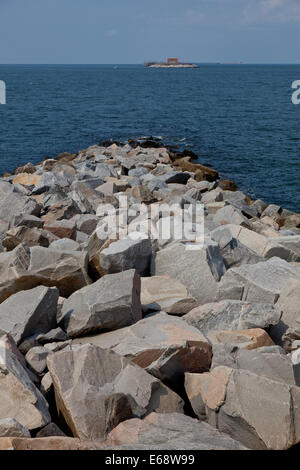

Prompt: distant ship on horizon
xmin=144 ymin=58 xmax=198 ymax=68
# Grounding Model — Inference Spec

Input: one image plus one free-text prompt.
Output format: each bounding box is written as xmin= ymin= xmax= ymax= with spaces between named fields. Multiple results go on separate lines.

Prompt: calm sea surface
xmin=0 ymin=64 xmax=299 ymax=211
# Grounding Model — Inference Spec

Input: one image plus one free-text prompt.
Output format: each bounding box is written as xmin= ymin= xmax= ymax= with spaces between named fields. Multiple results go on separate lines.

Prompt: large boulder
xmin=188 ymin=366 xmax=300 ymax=450
xmin=27 ymin=246 xmax=91 ymax=297
xmin=0 ymin=286 xmax=59 ymax=345
xmin=60 ymin=269 xmax=142 ymax=338
xmin=151 ymin=241 xmax=226 ymax=304
xmin=209 ymin=225 xmax=264 ymax=268
xmin=141 ymin=276 xmax=197 ymax=315
xmin=0 ymin=346 xmax=50 ymax=430
xmin=219 ymin=257 xmax=300 ymax=304
xmin=184 ymin=300 xmax=282 ymax=335
xmin=270 ymin=279 xmax=300 ymax=350
xmin=211 ymin=344 xmax=300 ymax=385
xmin=100 ymin=234 xmax=153 ymax=276
xmin=103 ymin=412 xmax=247 ymax=450
xmin=73 ymin=312 xmax=212 ymax=387
xmin=47 ymin=344 xmax=184 ymax=440
xmin=0 ymin=183 xmax=40 ymax=225
xmin=0 ymin=243 xmax=88 ymax=303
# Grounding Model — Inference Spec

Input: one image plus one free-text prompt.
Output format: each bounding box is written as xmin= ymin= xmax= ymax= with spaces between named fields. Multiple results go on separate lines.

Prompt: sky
xmin=0 ymin=0 xmax=300 ymax=64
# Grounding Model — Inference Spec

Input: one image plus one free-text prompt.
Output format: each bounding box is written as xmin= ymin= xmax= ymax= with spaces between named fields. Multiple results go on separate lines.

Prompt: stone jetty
xmin=0 ymin=137 xmax=299 ymax=450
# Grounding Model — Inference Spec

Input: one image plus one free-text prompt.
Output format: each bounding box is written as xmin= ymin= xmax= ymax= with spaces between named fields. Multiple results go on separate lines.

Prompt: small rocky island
xmin=144 ymin=58 xmax=198 ymax=68
xmin=0 ymin=137 xmax=299 ymax=450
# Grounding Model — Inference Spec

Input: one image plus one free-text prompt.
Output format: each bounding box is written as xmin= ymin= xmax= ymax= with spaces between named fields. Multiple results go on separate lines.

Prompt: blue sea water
xmin=0 ymin=64 xmax=299 ymax=211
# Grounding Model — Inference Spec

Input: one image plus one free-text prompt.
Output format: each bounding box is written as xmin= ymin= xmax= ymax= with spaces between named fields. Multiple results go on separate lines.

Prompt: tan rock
xmin=207 ymin=328 xmax=274 ymax=350
xmin=0 ymin=437 xmax=102 ymax=450
xmin=186 ymin=367 xmax=232 ymax=412
xmin=141 ymin=276 xmax=197 ymax=315
xmin=13 ymin=173 xmax=41 ymax=187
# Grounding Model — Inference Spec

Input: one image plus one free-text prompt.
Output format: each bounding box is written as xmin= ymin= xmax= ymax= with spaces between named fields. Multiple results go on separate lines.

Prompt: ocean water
xmin=0 ymin=64 xmax=299 ymax=211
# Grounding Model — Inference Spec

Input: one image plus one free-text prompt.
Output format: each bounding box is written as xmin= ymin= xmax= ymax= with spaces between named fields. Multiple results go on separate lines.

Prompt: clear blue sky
xmin=0 ymin=0 xmax=299 ymax=64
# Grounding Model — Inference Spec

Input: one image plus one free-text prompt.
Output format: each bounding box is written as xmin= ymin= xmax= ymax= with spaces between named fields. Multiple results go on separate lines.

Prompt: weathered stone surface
xmin=196 ymin=366 xmax=300 ymax=450
xmin=0 ymin=191 xmax=40 ymax=225
xmin=47 ymin=344 xmax=184 ymax=440
xmin=0 ymin=286 xmax=59 ymax=344
xmin=184 ymin=300 xmax=281 ymax=334
xmin=0 ymin=346 xmax=50 ymax=430
xmin=100 ymin=234 xmax=153 ymax=275
xmin=0 ymin=419 xmax=31 ymax=438
xmin=0 ymin=436 xmax=102 ymax=450
xmin=213 ymin=205 xmax=250 ymax=227
xmin=210 ymin=225 xmax=264 ymax=268
xmin=60 ymin=269 xmax=142 ymax=338
xmin=270 ymin=279 xmax=300 ymax=350
xmin=141 ymin=276 xmax=198 ymax=315
xmin=32 ymin=172 xmax=69 ymax=194
xmin=2 ymin=226 xmax=57 ymax=251
xmin=25 ymin=346 xmax=51 ymax=374
xmin=50 ymin=238 xmax=80 ymax=251
xmin=207 ymin=328 xmax=274 ymax=350
xmin=13 ymin=173 xmax=41 ymax=187
xmin=152 ymin=241 xmax=226 ymax=304
xmin=211 ymin=345 xmax=299 ymax=385
xmin=74 ymin=214 xmax=99 ymax=235
xmin=263 ymin=236 xmax=300 ymax=262
xmin=74 ymin=312 xmax=212 ymax=386
xmin=40 ymin=372 xmax=53 ymax=396
xmin=44 ymin=219 xmax=76 ymax=240
xmin=219 ymin=257 xmax=300 ymax=304
xmin=28 ymin=246 xmax=91 ymax=297
xmin=103 ymin=412 xmax=247 ymax=450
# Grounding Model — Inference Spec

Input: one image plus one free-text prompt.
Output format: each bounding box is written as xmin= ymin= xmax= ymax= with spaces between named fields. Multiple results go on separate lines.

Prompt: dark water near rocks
xmin=0 ymin=64 xmax=299 ymax=211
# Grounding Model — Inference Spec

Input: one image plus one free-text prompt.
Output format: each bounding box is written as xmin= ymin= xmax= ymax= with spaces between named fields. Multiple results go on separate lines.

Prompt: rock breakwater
xmin=0 ymin=137 xmax=299 ymax=450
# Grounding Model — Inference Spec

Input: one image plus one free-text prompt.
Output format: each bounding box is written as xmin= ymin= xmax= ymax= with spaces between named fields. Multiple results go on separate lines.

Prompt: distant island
xmin=144 ymin=58 xmax=198 ymax=68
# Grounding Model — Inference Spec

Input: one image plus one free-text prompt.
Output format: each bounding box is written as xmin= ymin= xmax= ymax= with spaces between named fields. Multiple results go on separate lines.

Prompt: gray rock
xmin=74 ymin=214 xmax=99 ymax=235
xmin=60 ymin=269 xmax=142 ymax=338
xmin=0 ymin=346 xmax=50 ymax=430
xmin=28 ymin=246 xmax=91 ymax=297
xmin=100 ymin=234 xmax=153 ymax=275
xmin=36 ymin=423 xmax=66 ymax=438
xmin=25 ymin=346 xmax=51 ymax=374
xmin=141 ymin=276 xmax=198 ymax=315
xmin=158 ymin=171 xmax=190 ymax=185
xmin=73 ymin=312 xmax=212 ymax=387
xmin=0 ymin=191 xmax=40 ymax=225
xmin=213 ymin=205 xmax=250 ymax=227
xmin=40 ymin=372 xmax=53 ymax=396
xmin=103 ymin=413 xmax=247 ymax=450
xmin=211 ymin=344 xmax=298 ymax=385
xmin=151 ymin=241 xmax=226 ymax=304
xmin=50 ymin=238 xmax=80 ymax=251
xmin=195 ymin=366 xmax=300 ymax=450
xmin=32 ymin=172 xmax=69 ymax=194
xmin=12 ymin=214 xmax=44 ymax=229
xmin=219 ymin=257 xmax=300 ymax=304
xmin=263 ymin=236 xmax=300 ymax=262
xmin=47 ymin=344 xmax=184 ymax=440
xmin=0 ymin=418 xmax=31 ymax=438
xmin=184 ymin=300 xmax=282 ymax=335
xmin=0 ymin=286 xmax=59 ymax=344
xmin=210 ymin=225 xmax=264 ymax=268
xmin=270 ymin=279 xmax=300 ymax=350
